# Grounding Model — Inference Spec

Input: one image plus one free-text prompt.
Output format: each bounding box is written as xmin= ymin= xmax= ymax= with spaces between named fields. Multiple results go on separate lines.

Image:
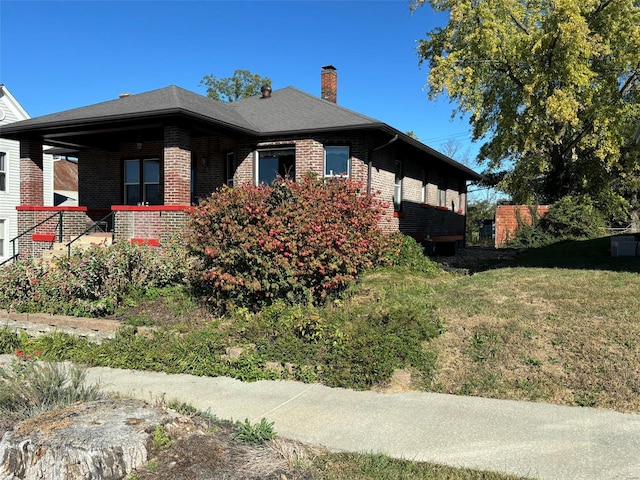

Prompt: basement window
xmin=256 ymin=148 xmax=295 ymax=185
xmin=124 ymin=158 xmax=161 ymax=205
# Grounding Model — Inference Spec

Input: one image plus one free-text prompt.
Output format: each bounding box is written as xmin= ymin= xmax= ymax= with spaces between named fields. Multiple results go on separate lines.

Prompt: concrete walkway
xmin=74 ymin=364 xmax=640 ymax=479
xmin=1 ymin=354 xmax=639 ymax=479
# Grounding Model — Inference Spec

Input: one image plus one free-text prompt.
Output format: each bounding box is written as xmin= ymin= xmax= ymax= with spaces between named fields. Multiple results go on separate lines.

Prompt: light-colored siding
xmin=0 ymin=87 xmax=54 ymax=261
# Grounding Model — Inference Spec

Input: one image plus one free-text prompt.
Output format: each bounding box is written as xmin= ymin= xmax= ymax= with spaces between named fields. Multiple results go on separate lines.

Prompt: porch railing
xmin=65 ymin=212 xmax=116 ymax=257
xmin=0 ymin=211 xmax=63 ymax=267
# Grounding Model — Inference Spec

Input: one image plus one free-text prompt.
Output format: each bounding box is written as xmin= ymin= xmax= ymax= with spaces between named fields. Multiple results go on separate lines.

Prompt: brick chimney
xmin=321 ymin=65 xmax=337 ymax=103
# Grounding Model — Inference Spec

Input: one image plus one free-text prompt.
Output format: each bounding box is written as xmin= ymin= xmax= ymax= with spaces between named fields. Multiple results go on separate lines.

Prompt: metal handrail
xmin=0 ymin=211 xmax=62 ymax=266
xmin=65 ymin=212 xmax=115 ymax=257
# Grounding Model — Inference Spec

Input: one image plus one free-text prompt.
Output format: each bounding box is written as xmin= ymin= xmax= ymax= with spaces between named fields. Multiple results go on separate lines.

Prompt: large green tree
xmin=200 ymin=69 xmax=271 ymax=102
xmin=414 ymin=0 xmax=640 ymax=221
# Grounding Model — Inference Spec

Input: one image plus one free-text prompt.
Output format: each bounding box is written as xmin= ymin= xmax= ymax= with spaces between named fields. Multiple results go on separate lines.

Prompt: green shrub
xmin=0 ymin=242 xmax=187 ymax=317
xmin=393 ymin=234 xmax=438 ymax=273
xmin=509 ymin=197 xmax=606 ymax=248
xmin=540 ymin=195 xmax=605 ymax=240
xmin=185 ymin=177 xmax=399 ymax=313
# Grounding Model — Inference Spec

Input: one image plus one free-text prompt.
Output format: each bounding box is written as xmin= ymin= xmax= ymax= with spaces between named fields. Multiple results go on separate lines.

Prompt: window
xmin=256 ymin=148 xmax=295 ymax=185
xmin=0 ymin=219 xmax=4 ymax=257
xmin=438 ymin=176 xmax=447 ymax=207
xmin=226 ymin=152 xmax=235 ymax=187
xmin=393 ymin=160 xmax=403 ymax=212
xmin=421 ymin=169 xmax=428 ymax=203
xmin=0 ymin=152 xmax=5 ymax=192
xmin=124 ymin=158 xmax=161 ymax=205
xmin=191 ymin=155 xmax=198 ymax=205
xmin=324 ymin=146 xmax=349 ymax=177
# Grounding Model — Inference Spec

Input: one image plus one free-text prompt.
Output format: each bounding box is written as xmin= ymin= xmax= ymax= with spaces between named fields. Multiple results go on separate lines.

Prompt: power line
xmin=423 ymin=131 xmax=474 ymax=143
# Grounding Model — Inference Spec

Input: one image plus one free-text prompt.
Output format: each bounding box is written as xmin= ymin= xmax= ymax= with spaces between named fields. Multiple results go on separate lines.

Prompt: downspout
xmin=367 ymin=134 xmax=399 ymax=195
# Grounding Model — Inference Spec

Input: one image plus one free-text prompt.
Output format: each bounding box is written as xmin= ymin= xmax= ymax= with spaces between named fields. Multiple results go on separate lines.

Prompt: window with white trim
xmin=324 ymin=146 xmax=349 ymax=177
xmin=124 ymin=158 xmax=161 ymax=205
xmin=0 ymin=219 xmax=5 ymax=257
xmin=393 ymin=160 xmax=403 ymax=212
xmin=0 ymin=152 xmax=6 ymax=192
xmin=256 ymin=148 xmax=295 ymax=185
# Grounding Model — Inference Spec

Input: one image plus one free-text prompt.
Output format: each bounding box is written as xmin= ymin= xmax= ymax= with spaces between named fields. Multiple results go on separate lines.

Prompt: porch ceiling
xmin=7 ymin=115 xmax=249 ymax=152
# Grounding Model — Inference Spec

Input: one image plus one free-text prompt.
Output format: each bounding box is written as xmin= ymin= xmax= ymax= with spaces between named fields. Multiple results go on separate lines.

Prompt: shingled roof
xmin=0 ymin=84 xmax=482 ymax=180
xmin=0 ymin=86 xmax=255 ymax=135
xmin=230 ymin=86 xmax=383 ymax=133
xmin=0 ymin=85 xmax=381 ymax=137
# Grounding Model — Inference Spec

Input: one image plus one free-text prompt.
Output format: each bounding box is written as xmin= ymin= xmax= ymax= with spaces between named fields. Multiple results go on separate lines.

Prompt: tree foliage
xmin=200 ymin=69 xmax=271 ymax=102
xmin=414 ymin=0 xmax=640 ymax=218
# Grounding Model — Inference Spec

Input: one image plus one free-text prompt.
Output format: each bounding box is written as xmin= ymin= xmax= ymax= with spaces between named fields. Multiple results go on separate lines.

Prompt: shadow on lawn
xmin=502 ymin=236 xmax=640 ymax=273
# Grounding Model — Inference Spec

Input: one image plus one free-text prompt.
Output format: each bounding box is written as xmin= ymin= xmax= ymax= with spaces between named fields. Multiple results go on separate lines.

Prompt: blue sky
xmin=0 ymin=0 xmax=481 ymax=171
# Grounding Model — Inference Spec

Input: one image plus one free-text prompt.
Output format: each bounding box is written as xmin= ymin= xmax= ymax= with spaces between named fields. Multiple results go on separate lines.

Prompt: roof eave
xmin=0 ymin=108 xmax=259 ymax=140
xmin=378 ymin=125 xmax=483 ymax=181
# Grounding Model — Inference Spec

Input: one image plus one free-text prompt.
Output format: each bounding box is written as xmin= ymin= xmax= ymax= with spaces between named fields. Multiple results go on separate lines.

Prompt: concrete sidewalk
xmin=1 ymin=354 xmax=639 ymax=479
xmin=77 ymin=364 xmax=640 ymax=480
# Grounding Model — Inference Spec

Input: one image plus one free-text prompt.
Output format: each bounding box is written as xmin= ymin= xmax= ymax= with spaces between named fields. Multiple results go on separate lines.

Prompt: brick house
xmin=0 ymin=67 xmax=481 ymax=260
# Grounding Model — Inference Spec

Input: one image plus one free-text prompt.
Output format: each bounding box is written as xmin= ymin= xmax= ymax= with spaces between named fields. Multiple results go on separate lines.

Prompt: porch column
xmin=19 ymin=139 xmax=44 ymax=206
xmin=163 ymin=125 xmax=191 ymax=206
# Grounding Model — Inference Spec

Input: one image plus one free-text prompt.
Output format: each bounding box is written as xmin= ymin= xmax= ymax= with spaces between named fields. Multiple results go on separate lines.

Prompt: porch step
xmin=74 ymin=232 xmax=114 ymax=247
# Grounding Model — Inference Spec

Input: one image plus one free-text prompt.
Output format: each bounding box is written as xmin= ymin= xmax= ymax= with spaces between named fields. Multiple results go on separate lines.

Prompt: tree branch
xmin=589 ymin=0 xmax=614 ymax=20
xmin=620 ymin=66 xmax=640 ymax=97
xmin=509 ymin=13 xmax=530 ymax=35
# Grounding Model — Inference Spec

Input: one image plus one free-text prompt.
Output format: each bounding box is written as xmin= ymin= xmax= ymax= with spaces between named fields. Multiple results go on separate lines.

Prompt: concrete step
xmin=41 ymin=249 xmax=67 ymax=262
xmin=41 ymin=233 xmax=114 ymax=265
xmin=75 ymin=232 xmax=113 ymax=247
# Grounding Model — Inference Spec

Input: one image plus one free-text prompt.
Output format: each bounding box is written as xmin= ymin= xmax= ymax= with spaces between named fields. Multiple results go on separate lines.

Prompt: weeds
xmin=0 ymin=357 xmax=101 ymax=419
xmin=151 ymin=425 xmax=172 ymax=451
xmin=234 ymin=418 xmax=277 ymax=444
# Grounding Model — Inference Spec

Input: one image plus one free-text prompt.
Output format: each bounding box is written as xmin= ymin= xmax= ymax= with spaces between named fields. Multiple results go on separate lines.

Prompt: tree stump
xmin=0 ymin=399 xmax=180 ymax=480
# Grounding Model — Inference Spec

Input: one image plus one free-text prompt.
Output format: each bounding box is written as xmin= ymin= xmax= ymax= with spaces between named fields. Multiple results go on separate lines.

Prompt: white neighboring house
xmin=0 ymin=85 xmax=54 ymax=263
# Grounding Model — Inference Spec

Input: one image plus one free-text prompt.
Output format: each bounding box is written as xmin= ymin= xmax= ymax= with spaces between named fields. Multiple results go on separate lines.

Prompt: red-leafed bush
xmin=185 ymin=176 xmax=399 ymax=313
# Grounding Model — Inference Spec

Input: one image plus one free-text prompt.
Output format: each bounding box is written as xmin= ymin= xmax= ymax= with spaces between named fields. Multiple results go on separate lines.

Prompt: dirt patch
xmin=431 ymin=246 xmax=519 ymax=273
xmin=132 ymin=417 xmax=320 ymax=480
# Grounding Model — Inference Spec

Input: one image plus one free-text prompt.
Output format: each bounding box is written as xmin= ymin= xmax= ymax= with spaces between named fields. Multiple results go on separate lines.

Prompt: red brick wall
xmin=19 ymin=139 xmax=44 ymax=206
xmin=69 ymin=129 xmax=470 ymax=242
xmin=112 ymin=206 xmax=190 ymax=245
xmin=164 ymin=125 xmax=191 ymax=205
xmin=16 ymin=207 xmax=89 ymax=258
xmin=495 ymin=205 xmax=549 ymax=247
xmin=368 ymin=142 xmax=467 ymax=238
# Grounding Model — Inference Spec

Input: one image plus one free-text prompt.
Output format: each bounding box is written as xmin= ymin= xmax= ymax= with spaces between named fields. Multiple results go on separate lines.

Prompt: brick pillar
xmin=20 ymin=139 xmax=44 ymax=206
xmin=164 ymin=125 xmax=191 ymax=205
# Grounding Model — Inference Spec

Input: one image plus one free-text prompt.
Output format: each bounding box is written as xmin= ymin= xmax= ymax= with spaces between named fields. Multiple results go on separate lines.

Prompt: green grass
xmin=312 ymin=452 xmax=528 ymax=479
xmin=2 ymin=236 xmax=639 ymax=413
xmin=426 ymin=237 xmax=640 ymax=412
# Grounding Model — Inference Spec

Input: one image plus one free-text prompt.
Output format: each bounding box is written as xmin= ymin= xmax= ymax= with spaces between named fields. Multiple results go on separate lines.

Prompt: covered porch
xmin=12 ymin=123 xmax=242 ymax=260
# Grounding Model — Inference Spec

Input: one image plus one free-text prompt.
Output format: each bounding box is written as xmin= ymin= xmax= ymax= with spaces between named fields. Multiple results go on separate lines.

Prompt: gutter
xmin=367 ymin=134 xmax=399 ymax=195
